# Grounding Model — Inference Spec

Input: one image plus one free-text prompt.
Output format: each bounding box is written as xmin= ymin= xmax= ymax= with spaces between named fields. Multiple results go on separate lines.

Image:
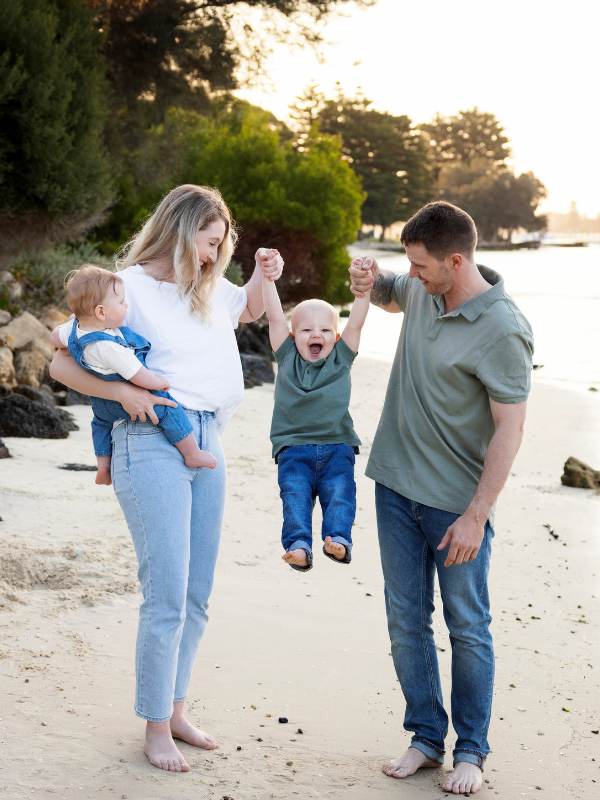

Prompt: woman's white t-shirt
xmin=119 ymin=265 xmax=247 ymax=431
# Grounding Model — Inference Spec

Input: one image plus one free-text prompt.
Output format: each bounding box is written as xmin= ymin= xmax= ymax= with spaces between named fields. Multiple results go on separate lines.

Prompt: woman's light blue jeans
xmin=375 ymin=484 xmax=494 ymax=771
xmin=111 ymin=410 xmax=225 ymax=722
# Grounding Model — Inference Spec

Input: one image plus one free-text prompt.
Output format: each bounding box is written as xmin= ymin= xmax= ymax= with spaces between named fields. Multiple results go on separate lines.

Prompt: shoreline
xmin=1 ymin=358 xmax=599 ymax=798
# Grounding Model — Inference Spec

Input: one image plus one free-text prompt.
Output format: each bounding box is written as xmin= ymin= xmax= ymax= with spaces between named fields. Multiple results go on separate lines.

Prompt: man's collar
xmin=434 ymin=265 xmax=505 ymax=322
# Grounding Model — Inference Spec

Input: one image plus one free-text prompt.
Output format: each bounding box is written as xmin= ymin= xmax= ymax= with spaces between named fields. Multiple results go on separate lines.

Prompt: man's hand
xmin=349 ymin=256 xmax=378 ymax=297
xmin=115 ymin=383 xmax=177 ymax=425
xmin=437 ymin=511 xmax=486 ymax=567
xmin=256 ymin=248 xmax=284 ymax=281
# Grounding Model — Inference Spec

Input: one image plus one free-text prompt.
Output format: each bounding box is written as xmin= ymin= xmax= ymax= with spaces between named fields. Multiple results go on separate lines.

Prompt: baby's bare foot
xmin=144 ymin=728 xmax=190 ymax=772
xmin=442 ymin=761 xmax=483 ymax=794
xmin=282 ymin=549 xmax=309 ymax=567
xmin=170 ymin=717 xmax=218 ymax=750
xmin=324 ymin=536 xmax=346 ymax=560
xmin=383 ymin=747 xmax=441 ymax=779
xmin=95 ymin=466 xmax=112 ymax=486
xmin=184 ymin=450 xmax=217 ymax=469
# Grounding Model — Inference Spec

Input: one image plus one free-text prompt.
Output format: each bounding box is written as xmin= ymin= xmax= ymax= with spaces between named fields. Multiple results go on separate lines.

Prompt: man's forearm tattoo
xmin=370 ymin=269 xmax=396 ymax=308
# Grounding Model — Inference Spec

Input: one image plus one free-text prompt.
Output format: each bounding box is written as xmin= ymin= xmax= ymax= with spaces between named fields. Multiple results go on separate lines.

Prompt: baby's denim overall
xmin=66 ymin=322 xmax=192 ymax=457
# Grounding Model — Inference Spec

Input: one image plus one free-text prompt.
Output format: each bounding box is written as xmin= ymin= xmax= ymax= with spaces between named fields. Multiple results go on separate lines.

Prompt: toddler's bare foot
xmin=324 ymin=536 xmax=346 ymax=560
xmin=383 ymin=747 xmax=441 ymax=779
xmin=282 ymin=549 xmax=309 ymax=567
xmin=144 ymin=727 xmax=190 ymax=772
xmin=442 ymin=761 xmax=483 ymax=794
xmin=184 ymin=450 xmax=217 ymax=469
xmin=170 ymin=716 xmax=218 ymax=750
xmin=95 ymin=464 xmax=112 ymax=486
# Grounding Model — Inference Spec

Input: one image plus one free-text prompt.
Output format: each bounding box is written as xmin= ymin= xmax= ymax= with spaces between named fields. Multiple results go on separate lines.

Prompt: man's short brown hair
xmin=65 ymin=264 xmax=122 ymax=319
xmin=400 ymin=201 xmax=477 ymax=260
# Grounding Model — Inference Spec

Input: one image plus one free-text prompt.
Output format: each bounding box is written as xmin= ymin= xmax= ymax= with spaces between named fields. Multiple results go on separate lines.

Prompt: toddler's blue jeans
xmin=277 ymin=444 xmax=356 ymax=569
xmin=375 ymin=483 xmax=495 ymax=771
xmin=90 ymin=391 xmax=192 ymax=457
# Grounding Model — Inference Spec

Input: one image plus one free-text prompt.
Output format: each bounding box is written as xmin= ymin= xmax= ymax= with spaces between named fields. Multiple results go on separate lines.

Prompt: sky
xmin=236 ymin=0 xmax=600 ymax=217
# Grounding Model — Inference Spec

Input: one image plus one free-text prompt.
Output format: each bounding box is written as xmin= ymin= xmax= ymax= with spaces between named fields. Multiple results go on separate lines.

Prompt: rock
xmin=14 ymin=349 xmax=49 ymax=387
xmin=0 ymin=346 xmax=15 ymax=385
xmin=278 ymin=717 xmax=288 ymax=723
xmin=0 ymin=310 xmax=11 ymax=325
xmin=13 ymin=384 xmax=57 ymax=406
xmin=40 ymin=308 xmax=70 ymax=330
xmin=0 ymin=393 xmax=78 ymax=439
xmin=561 ymin=456 xmax=600 ymax=489
xmin=0 ymin=271 xmax=22 ymax=300
xmin=236 ymin=322 xmax=273 ymax=359
xmin=2 ymin=311 xmax=51 ymax=352
xmin=58 ymin=463 xmax=96 ymax=471
xmin=62 ymin=388 xmax=91 ymax=406
xmin=240 ymin=354 xmax=274 ymax=388
xmin=0 ymin=438 xmax=11 ymax=459
xmin=0 ymin=383 xmax=12 ymax=398
xmin=20 ymin=336 xmax=56 ymax=361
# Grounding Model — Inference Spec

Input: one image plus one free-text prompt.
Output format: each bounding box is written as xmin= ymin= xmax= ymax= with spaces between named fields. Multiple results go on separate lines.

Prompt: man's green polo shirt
xmin=366 ymin=266 xmax=533 ymax=521
xmin=270 ymin=335 xmax=361 ymax=459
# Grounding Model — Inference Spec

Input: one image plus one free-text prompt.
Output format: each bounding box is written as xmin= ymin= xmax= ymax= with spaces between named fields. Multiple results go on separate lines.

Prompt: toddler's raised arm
xmin=340 ymin=257 xmax=372 ymax=353
xmin=260 ymin=251 xmax=290 ymax=352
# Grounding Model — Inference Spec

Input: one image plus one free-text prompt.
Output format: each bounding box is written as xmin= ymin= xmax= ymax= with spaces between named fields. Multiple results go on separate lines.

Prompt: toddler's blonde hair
xmin=116 ymin=184 xmax=237 ymax=322
xmin=65 ymin=264 xmax=122 ymax=319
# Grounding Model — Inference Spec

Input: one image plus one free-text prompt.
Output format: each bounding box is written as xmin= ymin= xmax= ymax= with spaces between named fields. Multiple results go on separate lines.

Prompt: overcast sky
xmin=237 ymin=0 xmax=600 ymax=216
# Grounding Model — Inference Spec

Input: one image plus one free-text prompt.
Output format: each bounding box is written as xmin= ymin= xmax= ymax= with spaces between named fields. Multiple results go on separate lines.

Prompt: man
xmin=349 ymin=202 xmax=533 ymax=795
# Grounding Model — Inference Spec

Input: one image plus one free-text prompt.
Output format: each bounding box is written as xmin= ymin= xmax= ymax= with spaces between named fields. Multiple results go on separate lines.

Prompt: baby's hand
xmin=351 ymin=256 xmax=373 ymax=276
xmin=154 ymin=376 xmax=171 ymax=392
xmin=256 ymin=248 xmax=284 ymax=281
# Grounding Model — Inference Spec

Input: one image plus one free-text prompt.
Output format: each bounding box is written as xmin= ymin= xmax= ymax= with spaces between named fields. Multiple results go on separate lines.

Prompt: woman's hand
xmin=255 ymin=248 xmax=284 ymax=281
xmin=115 ymin=383 xmax=177 ymax=424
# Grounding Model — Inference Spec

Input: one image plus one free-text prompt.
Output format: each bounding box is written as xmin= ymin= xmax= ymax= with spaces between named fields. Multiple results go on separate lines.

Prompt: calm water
xmin=346 ymin=244 xmax=600 ymax=388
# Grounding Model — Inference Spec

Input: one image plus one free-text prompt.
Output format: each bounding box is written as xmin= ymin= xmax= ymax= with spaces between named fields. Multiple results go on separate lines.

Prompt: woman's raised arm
xmin=49 ymin=350 xmax=177 ymax=424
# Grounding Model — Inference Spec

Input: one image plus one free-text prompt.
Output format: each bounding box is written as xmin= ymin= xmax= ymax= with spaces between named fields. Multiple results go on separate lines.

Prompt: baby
xmin=51 ymin=264 xmax=216 ymax=485
xmin=262 ymin=252 xmax=371 ymax=571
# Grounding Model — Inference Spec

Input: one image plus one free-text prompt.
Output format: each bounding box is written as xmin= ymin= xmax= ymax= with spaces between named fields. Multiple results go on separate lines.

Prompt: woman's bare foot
xmin=383 ymin=747 xmax=442 ymax=779
xmin=144 ymin=723 xmax=190 ymax=772
xmin=442 ymin=761 xmax=483 ymax=794
xmin=324 ymin=536 xmax=346 ymax=560
xmin=95 ymin=458 xmax=112 ymax=486
xmin=282 ymin=549 xmax=309 ymax=567
xmin=175 ymin=433 xmax=217 ymax=469
xmin=170 ymin=716 xmax=218 ymax=750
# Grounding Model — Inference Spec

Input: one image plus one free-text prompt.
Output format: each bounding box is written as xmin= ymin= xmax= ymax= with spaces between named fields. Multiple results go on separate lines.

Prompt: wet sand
xmin=1 ymin=358 xmax=599 ymax=799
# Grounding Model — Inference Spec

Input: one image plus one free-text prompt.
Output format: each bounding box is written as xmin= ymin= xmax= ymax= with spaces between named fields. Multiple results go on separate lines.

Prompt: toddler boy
xmin=262 ymin=254 xmax=371 ymax=571
xmin=51 ymin=264 xmax=216 ymax=485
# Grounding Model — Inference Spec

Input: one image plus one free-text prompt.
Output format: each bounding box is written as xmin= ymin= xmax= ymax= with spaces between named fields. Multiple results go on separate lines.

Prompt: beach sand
xmin=1 ymin=358 xmax=599 ymax=799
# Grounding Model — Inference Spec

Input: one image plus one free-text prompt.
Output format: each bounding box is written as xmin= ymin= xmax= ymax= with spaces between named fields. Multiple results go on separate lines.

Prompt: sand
xmin=1 ymin=357 xmax=599 ymax=800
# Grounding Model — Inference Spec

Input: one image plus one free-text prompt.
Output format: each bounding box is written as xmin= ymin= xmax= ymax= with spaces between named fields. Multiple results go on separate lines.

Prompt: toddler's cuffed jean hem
xmin=287 ymin=539 xmax=313 ymax=558
xmin=453 ymin=750 xmax=487 ymax=771
xmin=411 ymin=738 xmax=445 ymax=764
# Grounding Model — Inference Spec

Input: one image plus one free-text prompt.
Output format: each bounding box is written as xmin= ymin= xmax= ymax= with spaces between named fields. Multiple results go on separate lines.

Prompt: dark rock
xmin=63 ymin=388 xmax=91 ymax=406
xmin=0 ymin=438 xmax=11 ymax=458
xmin=0 ymin=393 xmax=78 ymax=439
xmin=58 ymin=463 xmax=97 ymax=472
xmin=278 ymin=717 xmax=288 ymax=723
xmin=240 ymin=354 xmax=274 ymax=389
xmin=236 ymin=322 xmax=272 ymax=359
xmin=0 ymin=383 xmax=12 ymax=399
xmin=561 ymin=456 xmax=600 ymax=489
xmin=13 ymin=384 xmax=57 ymax=406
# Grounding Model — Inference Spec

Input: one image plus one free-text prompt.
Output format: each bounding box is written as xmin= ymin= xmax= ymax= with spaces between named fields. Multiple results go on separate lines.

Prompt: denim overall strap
xmin=66 ymin=320 xmax=149 ymax=382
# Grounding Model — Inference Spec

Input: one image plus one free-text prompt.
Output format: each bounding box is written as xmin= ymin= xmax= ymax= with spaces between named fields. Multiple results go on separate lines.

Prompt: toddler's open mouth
xmin=309 ymin=343 xmax=323 ymax=356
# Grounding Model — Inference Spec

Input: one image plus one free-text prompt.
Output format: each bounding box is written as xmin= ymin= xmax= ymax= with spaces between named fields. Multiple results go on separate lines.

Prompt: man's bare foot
xmin=144 ymin=726 xmax=190 ymax=772
xmin=282 ymin=549 xmax=309 ymax=567
xmin=170 ymin=716 xmax=218 ymax=750
xmin=383 ymin=747 xmax=442 ymax=779
xmin=324 ymin=536 xmax=346 ymax=560
xmin=95 ymin=465 xmax=112 ymax=486
xmin=442 ymin=761 xmax=483 ymax=794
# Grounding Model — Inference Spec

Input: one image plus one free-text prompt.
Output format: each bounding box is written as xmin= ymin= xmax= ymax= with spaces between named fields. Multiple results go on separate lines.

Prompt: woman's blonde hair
xmin=116 ymin=185 xmax=237 ymax=321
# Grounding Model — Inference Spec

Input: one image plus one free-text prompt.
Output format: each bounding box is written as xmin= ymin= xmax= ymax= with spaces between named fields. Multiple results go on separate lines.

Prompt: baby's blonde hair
xmin=65 ymin=264 xmax=122 ymax=319
xmin=116 ymin=184 xmax=237 ymax=322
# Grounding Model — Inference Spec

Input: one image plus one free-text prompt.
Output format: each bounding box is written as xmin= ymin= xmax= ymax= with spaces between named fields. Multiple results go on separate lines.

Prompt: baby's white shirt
xmin=58 ymin=319 xmax=142 ymax=380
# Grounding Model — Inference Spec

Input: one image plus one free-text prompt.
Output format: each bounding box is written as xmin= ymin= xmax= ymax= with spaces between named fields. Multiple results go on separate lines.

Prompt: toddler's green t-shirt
xmin=270 ymin=335 xmax=361 ymax=459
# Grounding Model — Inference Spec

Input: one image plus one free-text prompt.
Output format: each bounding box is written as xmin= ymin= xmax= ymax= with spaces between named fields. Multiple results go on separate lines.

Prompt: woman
xmin=50 ymin=185 xmax=283 ymax=772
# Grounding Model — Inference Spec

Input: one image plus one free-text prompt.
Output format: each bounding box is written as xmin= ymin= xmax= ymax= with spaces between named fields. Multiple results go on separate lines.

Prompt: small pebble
xmin=257 ymin=738 xmax=263 ymax=742
xmin=266 ymin=714 xmax=271 ymax=717
xmin=260 ymin=724 xmax=265 ymax=727
xmin=538 ymin=732 xmax=545 ymax=735
xmin=297 ymin=728 xmax=303 ymax=734
xmin=24 ymin=679 xmax=29 ymax=683
xmin=287 ymin=761 xmax=293 ymax=766
xmin=290 ymin=738 xmax=297 ymax=742
xmin=236 ymin=746 xmax=242 ymax=751
xmin=279 ymin=717 xmax=288 ymax=723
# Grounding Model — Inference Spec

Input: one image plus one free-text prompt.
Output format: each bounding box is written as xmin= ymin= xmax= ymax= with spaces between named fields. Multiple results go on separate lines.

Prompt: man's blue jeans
xmin=277 ymin=444 xmax=355 ymax=568
xmin=375 ymin=483 xmax=494 ymax=770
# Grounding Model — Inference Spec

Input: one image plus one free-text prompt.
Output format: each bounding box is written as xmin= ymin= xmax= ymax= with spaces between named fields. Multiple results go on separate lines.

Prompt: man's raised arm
xmin=348 ymin=256 xmax=401 ymax=313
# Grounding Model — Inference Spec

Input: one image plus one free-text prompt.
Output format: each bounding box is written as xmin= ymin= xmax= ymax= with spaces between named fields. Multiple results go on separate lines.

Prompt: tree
xmin=0 ymin=0 xmax=112 ymax=263
xmin=438 ymin=159 xmax=547 ymax=242
xmin=421 ymin=107 xmax=511 ymax=179
xmin=96 ymin=102 xmax=364 ymax=302
xmin=87 ymin=1 xmax=373 ymax=123
xmin=293 ymin=86 xmax=432 ymax=240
